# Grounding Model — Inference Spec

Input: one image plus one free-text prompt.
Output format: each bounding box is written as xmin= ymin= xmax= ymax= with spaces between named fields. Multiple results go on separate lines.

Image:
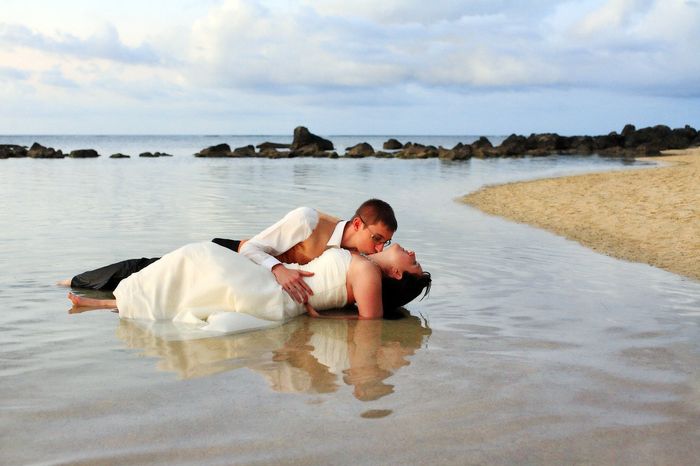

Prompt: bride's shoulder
xmin=348 ymin=253 xmax=380 ymax=274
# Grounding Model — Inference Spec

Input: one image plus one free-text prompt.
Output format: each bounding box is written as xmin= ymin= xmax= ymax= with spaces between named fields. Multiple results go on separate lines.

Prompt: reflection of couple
xmin=117 ymin=314 xmax=431 ymax=401
xmin=67 ymin=199 xmax=431 ymax=329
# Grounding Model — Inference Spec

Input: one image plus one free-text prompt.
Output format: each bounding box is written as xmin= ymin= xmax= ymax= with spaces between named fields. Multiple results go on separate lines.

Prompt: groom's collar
xmin=327 ymin=220 xmax=347 ymax=248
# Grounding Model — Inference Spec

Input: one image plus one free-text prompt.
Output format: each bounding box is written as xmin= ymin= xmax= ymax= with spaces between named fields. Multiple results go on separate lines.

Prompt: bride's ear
xmin=389 ymin=267 xmax=402 ymax=280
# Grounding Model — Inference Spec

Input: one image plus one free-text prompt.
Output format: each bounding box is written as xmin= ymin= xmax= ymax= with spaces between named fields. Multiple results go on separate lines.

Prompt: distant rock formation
xmin=69 ymin=149 xmax=100 ymax=158
xmin=194 ymin=143 xmax=231 ymax=157
xmin=230 ymin=145 xmax=256 ymax=157
xmin=0 ymin=144 xmax=27 ymax=158
xmin=290 ymin=126 xmax=334 ymax=157
xmin=256 ymin=142 xmax=291 ymax=150
xmin=27 ymin=142 xmax=64 ymax=158
xmin=396 ymin=143 xmax=439 ymax=159
xmin=4 ymin=123 xmax=698 ymax=163
xmin=139 ymin=152 xmax=173 ymax=157
xmin=383 ymin=138 xmax=403 ymax=150
xmin=345 ymin=142 xmax=375 ymax=158
xmin=110 ymin=153 xmax=130 ymax=158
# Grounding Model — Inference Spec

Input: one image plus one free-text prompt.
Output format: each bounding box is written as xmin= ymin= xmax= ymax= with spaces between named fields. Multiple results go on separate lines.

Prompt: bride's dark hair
xmin=381 ymin=271 xmax=431 ymax=319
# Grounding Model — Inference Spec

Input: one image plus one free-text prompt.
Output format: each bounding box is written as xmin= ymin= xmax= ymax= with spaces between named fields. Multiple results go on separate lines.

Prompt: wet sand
xmin=463 ymin=148 xmax=700 ymax=281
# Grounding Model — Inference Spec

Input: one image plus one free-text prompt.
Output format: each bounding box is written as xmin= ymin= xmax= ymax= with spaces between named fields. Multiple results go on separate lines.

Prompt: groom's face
xmin=357 ymin=220 xmax=394 ymax=254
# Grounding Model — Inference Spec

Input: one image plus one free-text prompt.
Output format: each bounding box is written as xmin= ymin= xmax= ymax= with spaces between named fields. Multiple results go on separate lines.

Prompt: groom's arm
xmin=239 ymin=206 xmax=318 ymax=303
xmin=239 ymin=206 xmax=318 ymax=269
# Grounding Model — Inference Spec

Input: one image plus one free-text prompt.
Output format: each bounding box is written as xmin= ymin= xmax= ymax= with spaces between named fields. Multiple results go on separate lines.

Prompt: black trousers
xmin=70 ymin=238 xmax=241 ymax=291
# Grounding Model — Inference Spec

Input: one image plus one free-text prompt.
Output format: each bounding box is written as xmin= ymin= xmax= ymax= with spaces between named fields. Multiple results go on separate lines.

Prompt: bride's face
xmin=386 ymin=244 xmax=423 ymax=277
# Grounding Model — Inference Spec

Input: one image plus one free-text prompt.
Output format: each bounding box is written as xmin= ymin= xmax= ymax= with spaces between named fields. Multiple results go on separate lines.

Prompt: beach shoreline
xmin=462 ymin=147 xmax=700 ymax=281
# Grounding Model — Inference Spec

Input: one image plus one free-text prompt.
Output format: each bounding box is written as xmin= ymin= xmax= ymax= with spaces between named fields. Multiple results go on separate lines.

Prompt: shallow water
xmin=1 ymin=138 xmax=699 ymax=465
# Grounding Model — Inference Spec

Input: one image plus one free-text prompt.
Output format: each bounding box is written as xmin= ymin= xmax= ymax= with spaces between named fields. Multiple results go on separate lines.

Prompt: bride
xmin=68 ymin=241 xmax=430 ymax=326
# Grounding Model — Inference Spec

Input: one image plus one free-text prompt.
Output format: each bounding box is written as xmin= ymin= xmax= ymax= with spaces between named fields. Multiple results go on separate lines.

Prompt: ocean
xmin=1 ymin=134 xmax=699 ymax=464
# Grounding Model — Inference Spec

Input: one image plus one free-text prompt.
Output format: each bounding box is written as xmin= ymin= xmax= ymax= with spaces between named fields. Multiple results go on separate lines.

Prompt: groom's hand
xmin=272 ymin=264 xmax=314 ymax=303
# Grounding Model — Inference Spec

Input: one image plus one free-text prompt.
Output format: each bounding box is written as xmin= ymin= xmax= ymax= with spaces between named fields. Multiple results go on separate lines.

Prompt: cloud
xmin=39 ymin=66 xmax=79 ymax=88
xmin=1 ymin=0 xmax=699 ymax=133
xmin=0 ymin=65 xmax=30 ymax=81
xmin=175 ymin=0 xmax=699 ymax=100
xmin=0 ymin=21 xmax=161 ymax=64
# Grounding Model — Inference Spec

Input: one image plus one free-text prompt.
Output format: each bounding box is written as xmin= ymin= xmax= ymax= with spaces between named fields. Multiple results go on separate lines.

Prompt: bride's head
xmin=373 ymin=243 xmax=423 ymax=280
xmin=373 ymin=244 xmax=431 ymax=315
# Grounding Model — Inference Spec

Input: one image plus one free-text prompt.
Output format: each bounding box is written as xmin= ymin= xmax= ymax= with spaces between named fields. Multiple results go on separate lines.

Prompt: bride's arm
xmin=305 ymin=256 xmax=383 ymax=320
xmin=347 ymin=257 xmax=383 ymax=320
xmin=304 ymin=303 xmax=358 ymax=320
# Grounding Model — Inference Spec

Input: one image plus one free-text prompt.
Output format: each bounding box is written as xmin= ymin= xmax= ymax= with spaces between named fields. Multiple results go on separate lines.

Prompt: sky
xmin=1 ymin=0 xmax=699 ymax=135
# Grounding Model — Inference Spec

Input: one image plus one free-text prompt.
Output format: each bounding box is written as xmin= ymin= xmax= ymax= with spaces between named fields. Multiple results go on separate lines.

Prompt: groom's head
xmin=350 ymin=199 xmax=397 ymax=254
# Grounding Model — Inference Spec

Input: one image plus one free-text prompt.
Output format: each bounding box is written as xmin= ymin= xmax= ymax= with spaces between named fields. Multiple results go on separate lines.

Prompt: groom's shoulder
xmin=283 ymin=206 xmax=319 ymax=225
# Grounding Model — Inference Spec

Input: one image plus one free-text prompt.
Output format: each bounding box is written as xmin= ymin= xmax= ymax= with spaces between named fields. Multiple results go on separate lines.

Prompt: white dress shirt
xmin=239 ymin=206 xmax=347 ymax=270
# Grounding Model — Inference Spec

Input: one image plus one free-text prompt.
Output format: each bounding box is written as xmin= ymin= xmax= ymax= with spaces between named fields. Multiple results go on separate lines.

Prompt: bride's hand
xmin=305 ymin=303 xmax=321 ymax=318
xmin=272 ymin=264 xmax=314 ymax=303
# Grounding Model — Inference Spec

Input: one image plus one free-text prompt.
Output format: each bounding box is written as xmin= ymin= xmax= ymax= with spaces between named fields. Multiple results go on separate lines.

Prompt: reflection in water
xmin=116 ymin=313 xmax=431 ymax=401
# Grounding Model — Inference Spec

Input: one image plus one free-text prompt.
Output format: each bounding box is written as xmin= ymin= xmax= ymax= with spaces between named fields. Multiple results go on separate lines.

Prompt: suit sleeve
xmin=239 ymin=207 xmax=318 ymax=270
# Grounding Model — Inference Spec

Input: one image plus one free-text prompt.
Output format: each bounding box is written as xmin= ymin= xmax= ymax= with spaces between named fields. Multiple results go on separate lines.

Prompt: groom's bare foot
xmin=67 ymin=292 xmax=116 ymax=314
xmin=68 ymin=292 xmax=83 ymax=306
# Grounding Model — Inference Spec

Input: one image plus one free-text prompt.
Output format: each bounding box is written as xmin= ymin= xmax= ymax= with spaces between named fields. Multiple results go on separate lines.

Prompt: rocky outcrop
xmin=290 ymin=143 xmax=334 ymax=158
xmin=28 ymin=143 xmax=63 ymax=158
xmin=382 ymin=138 xmax=403 ymax=150
xmin=0 ymin=144 xmax=27 ymax=158
xmin=498 ymin=134 xmax=528 ymax=156
xmin=110 ymin=153 xmax=130 ymax=158
xmin=438 ymin=143 xmax=473 ymax=161
xmin=256 ymin=142 xmax=291 ymax=150
xmin=260 ymin=147 xmax=290 ymax=158
xmin=345 ymin=142 xmax=375 ymax=158
xmin=290 ymin=126 xmax=334 ymax=157
xmin=471 ymin=137 xmax=498 ymax=158
xmin=139 ymin=152 xmax=173 ymax=157
xmin=230 ymin=145 xmax=256 ymax=157
xmin=69 ymin=149 xmax=100 ymax=158
xmin=397 ymin=143 xmax=439 ymax=159
xmin=194 ymin=143 xmax=231 ymax=157
xmin=480 ymin=124 xmax=699 ymax=158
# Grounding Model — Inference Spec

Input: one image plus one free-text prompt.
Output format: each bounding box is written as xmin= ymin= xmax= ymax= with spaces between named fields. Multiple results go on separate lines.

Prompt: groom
xmin=68 ymin=198 xmax=397 ymax=304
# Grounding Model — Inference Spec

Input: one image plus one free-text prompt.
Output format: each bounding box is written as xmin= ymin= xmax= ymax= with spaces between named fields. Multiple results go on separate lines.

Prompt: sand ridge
xmin=462 ymin=148 xmax=700 ymax=281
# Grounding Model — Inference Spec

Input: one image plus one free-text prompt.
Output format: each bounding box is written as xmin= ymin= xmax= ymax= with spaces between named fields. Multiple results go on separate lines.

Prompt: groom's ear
xmin=351 ymin=217 xmax=362 ymax=231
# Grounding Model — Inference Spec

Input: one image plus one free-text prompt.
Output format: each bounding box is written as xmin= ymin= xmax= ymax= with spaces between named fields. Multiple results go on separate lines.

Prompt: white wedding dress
xmin=113 ymin=242 xmax=352 ymax=334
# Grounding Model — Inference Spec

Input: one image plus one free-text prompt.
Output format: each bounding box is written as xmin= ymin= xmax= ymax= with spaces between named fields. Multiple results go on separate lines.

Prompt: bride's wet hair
xmin=381 ymin=271 xmax=431 ymax=319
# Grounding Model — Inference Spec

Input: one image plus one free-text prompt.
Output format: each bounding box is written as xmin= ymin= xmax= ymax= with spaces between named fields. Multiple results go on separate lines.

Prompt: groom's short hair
xmin=354 ymin=199 xmax=397 ymax=231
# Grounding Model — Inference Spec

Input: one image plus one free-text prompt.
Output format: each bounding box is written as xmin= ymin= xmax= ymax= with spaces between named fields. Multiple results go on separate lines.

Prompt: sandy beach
xmin=463 ymin=148 xmax=700 ymax=281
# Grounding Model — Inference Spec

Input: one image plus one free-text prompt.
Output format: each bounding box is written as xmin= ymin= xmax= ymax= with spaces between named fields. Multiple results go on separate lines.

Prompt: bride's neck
xmin=365 ymin=250 xmax=391 ymax=274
